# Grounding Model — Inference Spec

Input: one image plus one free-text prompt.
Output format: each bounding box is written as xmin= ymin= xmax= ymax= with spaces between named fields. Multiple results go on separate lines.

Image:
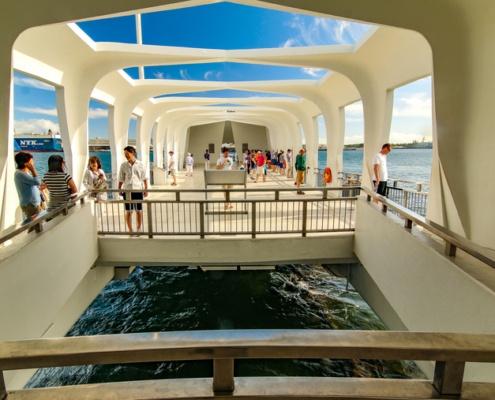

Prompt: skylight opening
xmin=75 ymin=2 xmax=371 ymax=50
xmin=124 ymin=63 xmax=326 ymax=82
xmin=154 ymin=89 xmax=299 ymax=99
xmin=77 ymin=15 xmax=137 ymax=44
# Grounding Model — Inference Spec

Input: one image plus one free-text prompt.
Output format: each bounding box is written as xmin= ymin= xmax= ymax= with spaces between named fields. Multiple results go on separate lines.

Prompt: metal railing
xmin=314 ymin=170 xmax=430 ymax=217
xmin=386 ymin=179 xmax=429 ymax=216
xmin=0 ymin=192 xmax=90 ymax=246
xmin=96 ymin=188 xmax=357 ymax=238
xmin=1 ymin=330 xmax=494 ymax=399
xmin=363 ymin=186 xmax=495 ymax=270
xmin=386 ymin=186 xmax=429 ymax=216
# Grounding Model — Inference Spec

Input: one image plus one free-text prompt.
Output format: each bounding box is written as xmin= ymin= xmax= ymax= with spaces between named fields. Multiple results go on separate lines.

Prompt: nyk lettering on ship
xmin=14 ymin=133 xmax=63 ymax=152
xmin=20 ymin=140 xmax=42 ymax=146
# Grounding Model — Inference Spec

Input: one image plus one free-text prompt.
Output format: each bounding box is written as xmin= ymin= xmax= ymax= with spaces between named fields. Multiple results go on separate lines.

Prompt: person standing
xmin=295 ymin=148 xmax=306 ymax=195
xmin=185 ymin=152 xmax=194 ymax=177
xmin=83 ymin=155 xmax=108 ymax=200
xmin=168 ymin=150 xmax=177 ymax=186
xmin=243 ymin=149 xmax=251 ymax=173
xmin=255 ymin=150 xmax=266 ymax=183
xmin=271 ymin=150 xmax=277 ymax=172
xmin=286 ymin=149 xmax=293 ymax=178
xmin=43 ymin=155 xmax=78 ymax=210
xmin=216 ymin=146 xmax=234 ymax=209
xmin=279 ymin=150 xmax=285 ymax=175
xmin=249 ymin=149 xmax=257 ymax=180
xmin=373 ymin=143 xmax=392 ymax=196
xmin=118 ymin=146 xmax=149 ymax=234
xmin=14 ymin=151 xmax=42 ymax=219
xmin=204 ymin=149 xmax=210 ymax=170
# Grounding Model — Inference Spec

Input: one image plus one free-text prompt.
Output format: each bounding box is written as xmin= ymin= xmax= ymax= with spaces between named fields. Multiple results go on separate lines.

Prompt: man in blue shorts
xmin=118 ymin=146 xmax=149 ymax=234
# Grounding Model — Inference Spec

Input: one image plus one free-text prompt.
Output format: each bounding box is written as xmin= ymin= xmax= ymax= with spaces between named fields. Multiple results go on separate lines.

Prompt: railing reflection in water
xmin=96 ymin=188 xmax=357 ymax=238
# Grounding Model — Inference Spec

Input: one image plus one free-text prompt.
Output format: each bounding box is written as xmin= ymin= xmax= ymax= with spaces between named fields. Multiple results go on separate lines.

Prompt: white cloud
xmin=88 ymin=107 xmax=108 ymax=119
xmin=14 ymin=76 xmax=55 ymax=91
xmin=393 ymin=92 xmax=432 ymax=118
xmin=14 ymin=119 xmax=59 ymax=134
xmin=179 ymin=69 xmax=193 ymax=80
xmin=203 ymin=70 xmax=223 ymax=81
xmin=16 ymin=107 xmax=57 ymax=116
xmin=17 ymin=106 xmax=107 ymax=119
xmin=389 ymin=131 xmax=432 ymax=143
xmin=281 ymin=38 xmax=297 ymax=48
xmin=345 ymin=102 xmax=364 ymax=119
xmin=284 ymin=15 xmax=370 ymax=47
xmin=344 ymin=135 xmax=364 ymax=145
xmin=302 ymin=68 xmax=324 ymax=78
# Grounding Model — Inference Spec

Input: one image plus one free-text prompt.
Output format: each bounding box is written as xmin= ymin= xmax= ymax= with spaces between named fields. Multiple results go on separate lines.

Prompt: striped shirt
xmin=43 ymin=172 xmax=72 ymax=199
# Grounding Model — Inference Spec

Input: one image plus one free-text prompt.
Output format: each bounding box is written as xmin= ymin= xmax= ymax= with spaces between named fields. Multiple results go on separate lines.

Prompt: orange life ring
xmin=324 ymin=167 xmax=332 ymax=184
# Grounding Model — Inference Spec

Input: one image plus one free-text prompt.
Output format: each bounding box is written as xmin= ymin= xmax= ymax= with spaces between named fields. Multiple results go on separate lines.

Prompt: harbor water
xmin=25 ymin=149 xmax=431 ymax=387
xmin=27 ymin=265 xmax=423 ymax=387
xmin=31 ymin=148 xmax=433 ymax=185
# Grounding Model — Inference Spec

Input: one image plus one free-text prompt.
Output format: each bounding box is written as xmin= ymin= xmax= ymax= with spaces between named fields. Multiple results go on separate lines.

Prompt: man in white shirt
xmin=373 ymin=143 xmax=392 ymax=196
xmin=216 ymin=147 xmax=234 ymax=209
xmin=168 ymin=150 xmax=177 ymax=186
xmin=185 ymin=152 xmax=194 ymax=177
xmin=118 ymin=146 xmax=149 ymax=234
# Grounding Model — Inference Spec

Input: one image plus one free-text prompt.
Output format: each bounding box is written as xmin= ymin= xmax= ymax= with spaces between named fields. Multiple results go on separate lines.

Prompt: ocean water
xmin=318 ymin=148 xmax=432 ymax=184
xmin=27 ymin=265 xmax=423 ymax=387
xmin=30 ymin=148 xmax=432 ymax=184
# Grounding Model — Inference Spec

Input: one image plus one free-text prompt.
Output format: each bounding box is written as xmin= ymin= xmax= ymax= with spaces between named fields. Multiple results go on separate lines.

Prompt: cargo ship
xmin=14 ymin=129 xmax=63 ymax=152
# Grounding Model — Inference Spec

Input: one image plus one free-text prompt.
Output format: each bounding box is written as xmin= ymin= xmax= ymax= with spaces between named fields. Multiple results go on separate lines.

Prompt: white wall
xmin=97 ymin=236 xmax=355 ymax=267
xmin=231 ymin=122 xmax=269 ymax=154
xmin=186 ymin=122 xmax=225 ymax=167
xmin=353 ymin=198 xmax=495 ymax=381
xmin=0 ymin=204 xmax=114 ymax=388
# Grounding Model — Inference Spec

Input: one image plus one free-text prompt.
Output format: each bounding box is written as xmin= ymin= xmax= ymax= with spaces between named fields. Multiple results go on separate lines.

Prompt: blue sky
xmin=77 ymin=2 xmax=370 ymax=50
xmin=13 ymin=2 xmax=432 ymax=144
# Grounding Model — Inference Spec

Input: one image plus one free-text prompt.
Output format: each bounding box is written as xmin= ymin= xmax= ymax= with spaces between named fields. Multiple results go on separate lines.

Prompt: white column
xmin=361 ymin=88 xmax=394 ymax=190
xmin=108 ymin=101 xmax=134 ymax=181
xmin=0 ymin=68 xmax=20 ymax=228
xmin=323 ymin=106 xmax=345 ymax=187
xmin=55 ymin=85 xmax=91 ymax=190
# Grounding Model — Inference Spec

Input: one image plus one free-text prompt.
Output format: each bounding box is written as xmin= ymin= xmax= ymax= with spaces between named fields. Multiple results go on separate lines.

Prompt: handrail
xmin=0 ymin=191 xmax=91 ymax=245
xmin=96 ymin=187 xmax=357 ymax=238
xmin=362 ymin=186 xmax=495 ymax=269
xmin=0 ymin=330 xmax=494 ymax=398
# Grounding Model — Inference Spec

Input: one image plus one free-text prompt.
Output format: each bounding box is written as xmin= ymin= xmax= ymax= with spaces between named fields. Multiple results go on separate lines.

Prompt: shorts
xmin=256 ymin=168 xmax=264 ymax=176
xmin=125 ymin=192 xmax=144 ymax=211
xmin=374 ymin=181 xmax=387 ymax=196
xmin=169 ymin=168 xmax=177 ymax=177
xmin=21 ymin=203 xmax=41 ymax=219
xmin=296 ymin=170 xmax=305 ymax=183
xmin=279 ymin=162 xmax=284 ymax=168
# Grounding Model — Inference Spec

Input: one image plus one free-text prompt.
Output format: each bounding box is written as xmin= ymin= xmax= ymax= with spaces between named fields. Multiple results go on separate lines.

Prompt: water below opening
xmin=27 ymin=264 xmax=424 ymax=387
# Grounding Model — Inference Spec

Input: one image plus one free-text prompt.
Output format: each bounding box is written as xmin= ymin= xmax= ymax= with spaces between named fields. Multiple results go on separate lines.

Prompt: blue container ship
xmin=14 ymin=130 xmax=63 ymax=152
